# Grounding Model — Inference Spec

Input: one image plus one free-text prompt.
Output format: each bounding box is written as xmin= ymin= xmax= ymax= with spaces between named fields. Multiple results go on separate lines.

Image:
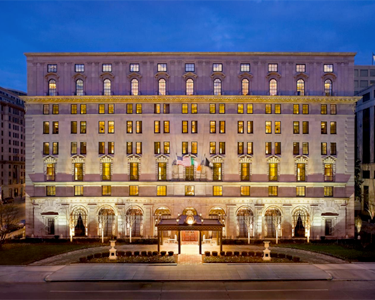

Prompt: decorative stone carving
xmin=182 ymin=72 xmax=198 ymax=79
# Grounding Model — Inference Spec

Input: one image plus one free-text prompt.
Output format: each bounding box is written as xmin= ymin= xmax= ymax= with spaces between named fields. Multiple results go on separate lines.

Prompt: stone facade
xmin=23 ymin=52 xmax=358 ymax=240
xmin=354 ymin=65 xmax=375 ymax=95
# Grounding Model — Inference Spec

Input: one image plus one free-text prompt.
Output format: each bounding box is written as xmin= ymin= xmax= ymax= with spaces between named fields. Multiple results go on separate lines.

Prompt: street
xmin=0 ymin=281 xmax=374 ymax=299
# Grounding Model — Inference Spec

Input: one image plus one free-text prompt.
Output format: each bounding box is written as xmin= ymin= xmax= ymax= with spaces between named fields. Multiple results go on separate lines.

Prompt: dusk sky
xmin=0 ymin=0 xmax=374 ymax=92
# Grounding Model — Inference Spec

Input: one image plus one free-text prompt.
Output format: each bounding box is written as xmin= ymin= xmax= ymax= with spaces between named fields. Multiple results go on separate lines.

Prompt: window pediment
xmin=322 ymin=155 xmax=336 ymax=164
xmin=294 ymin=73 xmax=309 ymax=80
xmin=238 ymin=72 xmax=253 ymax=80
xmin=322 ymin=73 xmax=337 ymax=82
xmin=211 ymin=155 xmax=224 ymax=163
xmin=156 ymin=154 xmax=169 ymax=163
xmin=182 ymin=72 xmax=198 ymax=80
xmin=127 ymin=72 xmax=142 ymax=79
xmin=128 ymin=154 xmax=141 ymax=163
xmin=267 ymin=155 xmax=280 ymax=164
xmin=100 ymin=72 xmax=115 ymax=80
xmin=100 ymin=155 xmax=113 ymax=163
xmin=45 ymin=73 xmax=59 ymax=80
xmin=239 ymin=155 xmax=253 ymax=163
xmin=73 ymin=73 xmax=87 ymax=80
xmin=266 ymin=72 xmax=281 ymax=80
xmin=155 ymin=72 xmax=170 ymax=79
xmin=210 ymin=72 xmax=225 ymax=80
xmin=72 ymin=155 xmax=85 ymax=164
xmin=44 ymin=155 xmax=58 ymax=164
xmin=294 ymin=155 xmax=308 ymax=164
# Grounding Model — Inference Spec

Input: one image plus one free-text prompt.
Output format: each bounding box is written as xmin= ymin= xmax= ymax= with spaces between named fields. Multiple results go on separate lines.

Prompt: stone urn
xmin=109 ymin=240 xmax=117 ymax=260
xmin=262 ymin=241 xmax=271 ymax=261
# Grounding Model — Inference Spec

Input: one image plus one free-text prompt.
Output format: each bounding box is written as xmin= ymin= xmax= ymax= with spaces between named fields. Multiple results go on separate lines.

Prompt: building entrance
xmin=182 ymin=230 xmax=198 ymax=242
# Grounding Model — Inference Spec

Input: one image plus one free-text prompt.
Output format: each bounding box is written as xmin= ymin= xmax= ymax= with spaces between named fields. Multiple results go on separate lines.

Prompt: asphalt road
xmin=0 ymin=281 xmax=374 ymax=299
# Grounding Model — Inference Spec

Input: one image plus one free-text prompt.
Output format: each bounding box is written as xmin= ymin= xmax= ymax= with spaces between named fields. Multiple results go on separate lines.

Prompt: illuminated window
xmin=330 ymin=104 xmax=337 ymax=115
xmin=242 ymin=79 xmax=249 ymax=95
xmin=163 ymin=141 xmax=170 ymax=154
xmin=71 ymin=104 xmax=77 ymax=114
xmin=296 ymin=64 xmax=306 ymax=73
xmin=302 ymin=104 xmax=309 ymax=114
xmin=99 ymin=104 xmax=105 ymax=114
xmin=108 ymin=104 xmax=114 ymax=114
xmin=330 ymin=143 xmax=337 ymax=155
xmin=238 ymin=142 xmax=244 ymax=155
xmin=191 ymin=104 xmax=198 ymax=114
xmin=158 ymin=79 xmax=166 ymax=95
xmin=80 ymin=104 xmax=86 ymax=114
xmin=185 ymin=185 xmax=195 ymax=196
xmin=71 ymin=142 xmax=77 ymax=155
xmin=164 ymin=104 xmax=170 ymax=114
xmin=98 ymin=121 xmax=105 ymax=134
xmin=265 ymin=121 xmax=272 ymax=134
xmin=210 ymin=104 xmax=216 ymax=114
xmin=74 ymin=163 xmax=83 ymax=181
xmin=182 ymin=142 xmax=188 ymax=155
xmin=136 ymin=104 xmax=142 ymax=114
xmin=51 ymin=104 xmax=59 ymax=114
xmin=158 ymin=162 xmax=167 ymax=181
xmin=324 ymin=164 xmax=333 ymax=181
xmin=43 ymin=142 xmax=49 ymax=155
xmin=330 ymin=122 xmax=336 ymax=134
xmin=76 ymin=79 xmax=84 ymax=96
xmin=293 ymin=104 xmax=299 ymax=114
xmin=130 ymin=63 xmax=139 ymax=72
xmin=293 ymin=142 xmax=300 ymax=155
xmin=75 ymin=64 xmax=84 ymax=72
xmin=47 ymin=64 xmax=57 ymax=73
xmin=241 ymin=163 xmax=250 ymax=181
xmin=293 ymin=121 xmax=300 ymax=134
xmin=46 ymin=186 xmax=56 ymax=196
xmin=185 ymin=166 xmax=194 ymax=181
xmin=219 ymin=103 xmax=225 ymax=114
xmin=103 ymin=79 xmax=111 ymax=96
xmin=157 ymin=186 xmax=167 ymax=196
xmin=102 ymin=64 xmax=112 ymax=72
xmin=127 ymin=142 xmax=133 ymax=154
xmin=324 ymin=186 xmax=333 ymax=197
xmin=185 ymin=63 xmax=195 ymax=72
xmin=131 ymin=79 xmax=139 ymax=95
xmin=164 ymin=121 xmax=170 ymax=133
xmin=267 ymin=186 xmax=278 ymax=197
xmin=154 ymin=104 xmax=161 ymax=114
xmin=102 ymin=162 xmax=111 ymax=181
xmin=219 ymin=142 xmax=225 ymax=154
xmin=130 ymin=162 xmax=139 ymax=181
xmin=247 ymin=104 xmax=253 ymax=114
xmin=302 ymin=121 xmax=309 ymax=134
xmin=135 ymin=121 xmax=142 ymax=134
xmin=157 ymin=63 xmax=167 ymax=72
xmin=137 ymin=141 xmax=143 ymax=155
xmin=210 ymin=121 xmax=216 ymax=133
xmin=182 ymin=104 xmax=188 ymax=114
xmin=74 ymin=186 xmax=83 ymax=196
xmin=240 ymin=63 xmax=250 ymax=72
xmin=268 ymin=63 xmax=278 ymax=72
xmin=80 ymin=142 xmax=86 ymax=155
xmin=296 ymin=163 xmax=306 ymax=181
xmin=213 ymin=163 xmax=222 ymax=181
xmin=247 ymin=121 xmax=253 ymax=134
xmin=241 ymin=186 xmax=250 ymax=196
xmin=269 ymin=79 xmax=277 ymax=96
xmin=324 ymin=79 xmax=332 ymax=96
xmin=321 ymin=142 xmax=327 ymax=155
xmin=102 ymin=186 xmax=111 ymax=196
xmin=52 ymin=122 xmax=59 ymax=134
xmin=191 ymin=121 xmax=198 ymax=134
xmin=269 ymin=163 xmax=278 ymax=181
xmin=127 ymin=104 xmax=133 ymax=114
xmin=296 ymin=187 xmax=306 ymax=197
xmin=99 ymin=142 xmax=105 ymax=154
xmin=237 ymin=104 xmax=244 ymax=114
xmin=247 ymin=142 xmax=253 ymax=155
xmin=324 ymin=64 xmax=333 ymax=73
xmin=297 ymin=79 xmax=305 ymax=96
xmin=219 ymin=121 xmax=225 ymax=133
xmin=265 ymin=104 xmax=272 ymax=114
xmin=108 ymin=142 xmax=115 ymax=154
xmin=43 ymin=104 xmax=49 ymax=115
xmin=52 ymin=142 xmax=59 ymax=155
xmin=108 ymin=121 xmax=115 ymax=134
xmin=321 ymin=104 xmax=327 ymax=114
xmin=48 ymin=79 xmax=57 ymax=96
xmin=46 ymin=164 xmax=55 ymax=181
xmin=213 ymin=63 xmax=222 ymax=72
xmin=182 ymin=121 xmax=188 ymax=133
xmin=210 ymin=142 xmax=216 ymax=154
xmin=71 ymin=121 xmax=77 ymax=134
xmin=321 ymin=122 xmax=327 ymax=134
xmin=275 ymin=142 xmax=281 ymax=155
xmin=275 ymin=121 xmax=281 ymax=134
xmin=265 ymin=142 xmax=272 ymax=155
xmin=213 ymin=186 xmax=222 ymax=196
xmin=275 ymin=104 xmax=281 ymax=114
xmin=191 ymin=141 xmax=198 ymax=155
xmin=154 ymin=142 xmax=161 ymax=154
xmin=186 ymin=79 xmax=194 ymax=95
xmin=302 ymin=142 xmax=309 ymax=155
xmin=43 ymin=121 xmax=50 ymax=134
xmin=214 ymin=79 xmax=222 ymax=95
xmin=127 ymin=121 xmax=133 ymax=133
xmin=238 ymin=121 xmax=244 ymax=134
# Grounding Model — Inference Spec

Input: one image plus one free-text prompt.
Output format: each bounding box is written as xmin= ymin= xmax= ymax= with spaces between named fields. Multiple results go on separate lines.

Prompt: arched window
xmin=264 ymin=208 xmax=282 ymax=238
xmin=214 ymin=78 xmax=222 ymax=95
xmin=269 ymin=79 xmax=277 ymax=96
xmin=70 ymin=207 xmax=88 ymax=237
xmin=237 ymin=207 xmax=253 ymax=238
xmin=296 ymin=79 xmax=305 ymax=96
xmin=324 ymin=79 xmax=332 ymax=96
xmin=48 ymin=79 xmax=57 ymax=96
xmin=241 ymin=79 xmax=249 ymax=95
xmin=103 ymin=79 xmax=111 ymax=96
xmin=76 ymin=79 xmax=84 ymax=96
xmin=131 ymin=78 xmax=139 ymax=95
xmin=98 ymin=207 xmax=115 ymax=237
xmin=158 ymin=78 xmax=166 ymax=95
xmin=126 ymin=207 xmax=143 ymax=237
xmin=186 ymin=79 xmax=194 ymax=95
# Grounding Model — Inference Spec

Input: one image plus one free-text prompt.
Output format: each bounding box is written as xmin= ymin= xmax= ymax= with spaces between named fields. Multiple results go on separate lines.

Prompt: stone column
xmin=87 ymin=204 xmax=97 ymax=238
xmin=143 ymin=204 xmax=153 ymax=238
xmin=226 ymin=204 xmax=236 ymax=239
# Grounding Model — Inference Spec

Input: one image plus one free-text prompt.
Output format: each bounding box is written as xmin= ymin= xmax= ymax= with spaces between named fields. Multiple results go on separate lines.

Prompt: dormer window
xmin=324 ymin=64 xmax=333 ymax=73
xmin=130 ymin=63 xmax=139 ymax=72
xmin=268 ymin=63 xmax=278 ymax=72
xmin=185 ymin=63 xmax=195 ymax=72
xmin=47 ymin=64 xmax=57 ymax=73
xmin=75 ymin=64 xmax=84 ymax=73
xmin=158 ymin=63 xmax=167 ymax=72
xmin=102 ymin=64 xmax=112 ymax=72
xmin=213 ymin=63 xmax=223 ymax=72
xmin=240 ymin=63 xmax=250 ymax=72
xmin=296 ymin=64 xmax=306 ymax=73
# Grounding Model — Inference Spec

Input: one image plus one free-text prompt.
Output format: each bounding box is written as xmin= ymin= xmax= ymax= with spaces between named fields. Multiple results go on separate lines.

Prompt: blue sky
xmin=0 ymin=0 xmax=374 ymax=92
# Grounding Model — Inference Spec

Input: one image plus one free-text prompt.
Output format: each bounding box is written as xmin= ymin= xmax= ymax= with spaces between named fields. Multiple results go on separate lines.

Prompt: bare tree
xmin=126 ymin=214 xmax=136 ymax=243
xmin=355 ymin=216 xmax=362 ymax=239
xmin=272 ymin=212 xmax=282 ymax=244
xmin=244 ymin=214 xmax=253 ymax=245
xmin=0 ymin=204 xmax=20 ymax=248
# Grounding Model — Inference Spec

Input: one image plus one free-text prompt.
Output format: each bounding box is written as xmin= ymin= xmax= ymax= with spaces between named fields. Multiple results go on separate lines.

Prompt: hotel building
xmin=23 ymin=52 xmax=359 ymax=241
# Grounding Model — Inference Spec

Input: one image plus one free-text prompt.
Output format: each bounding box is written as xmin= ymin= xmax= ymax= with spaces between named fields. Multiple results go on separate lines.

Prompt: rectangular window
xmin=182 ymin=104 xmax=188 ymax=114
xmin=157 ymin=63 xmax=167 ymax=72
xmin=130 ymin=162 xmax=139 ymax=181
xmin=158 ymin=162 xmax=167 ymax=181
xmin=46 ymin=186 xmax=56 ymax=196
xmin=136 ymin=104 xmax=142 ymax=114
xmin=241 ymin=186 xmax=250 ymax=196
xmin=210 ymin=104 xmax=216 ymax=114
xmin=189 ymin=104 xmax=198 ymax=114
xmin=293 ymin=121 xmax=300 ymax=134
xmin=275 ymin=104 xmax=281 ymax=114
xmin=247 ymin=104 xmax=253 ymax=114
xmin=155 ymin=142 xmax=161 ymax=154
xmin=296 ymin=64 xmax=306 ymax=73
xmin=210 ymin=142 xmax=216 ymax=154
xmin=98 ymin=121 xmax=105 ymax=134
xmin=213 ymin=163 xmax=222 ymax=181
xmin=102 ymin=64 xmax=112 ymax=72
xmin=52 ymin=105 xmax=59 ymax=114
xmin=163 ymin=142 xmax=170 ymax=154
xmin=99 ymin=104 xmax=105 ymax=114
xmin=185 ymin=63 xmax=195 ymax=72
xmin=71 ymin=142 xmax=77 ymax=155
xmin=108 ymin=104 xmax=114 ymax=114
xmin=99 ymin=142 xmax=105 ymax=154
xmin=240 ymin=63 xmax=250 ymax=72
xmin=80 ymin=142 xmax=86 ymax=155
xmin=324 ymin=186 xmax=333 ymax=197
xmin=80 ymin=104 xmax=86 ymax=114
xmin=136 ymin=121 xmax=142 ymax=134
xmin=154 ymin=121 xmax=160 ymax=133
xmin=126 ymin=104 xmax=133 ymax=114
xmin=74 ymin=186 xmax=83 ymax=196
xmin=43 ymin=104 xmax=49 ymax=115
xmin=321 ymin=104 xmax=327 ymax=115
xmin=47 ymin=64 xmax=57 ymax=73
xmin=237 ymin=104 xmax=244 ymax=114
xmin=136 ymin=142 xmax=142 ymax=154
xmin=265 ymin=104 xmax=272 ymax=114
xmin=157 ymin=185 xmax=167 ymax=196
xmin=241 ymin=163 xmax=250 ymax=181
xmin=71 ymin=121 xmax=77 ymax=134
xmin=102 ymin=185 xmax=111 ymax=196
xmin=182 ymin=121 xmax=188 ymax=133
xmin=219 ymin=104 xmax=225 ymax=114
xmin=296 ymin=186 xmax=306 ymax=197
xmin=238 ymin=142 xmax=244 ymax=155
xmin=247 ymin=142 xmax=253 ymax=155
xmin=213 ymin=185 xmax=223 ymax=196
xmin=130 ymin=63 xmax=139 ymax=72
xmin=321 ymin=142 xmax=327 ymax=155
xmin=269 ymin=163 xmax=278 ymax=181
xmin=219 ymin=121 xmax=225 ymax=133
xmin=191 ymin=121 xmax=198 ymax=134
xmin=74 ymin=163 xmax=83 ymax=181
xmin=302 ymin=104 xmax=309 ymax=114
xmin=330 ymin=121 xmax=337 ymax=134
xmin=52 ymin=142 xmax=59 ymax=155
xmin=275 ymin=121 xmax=281 ymax=134
xmin=52 ymin=122 xmax=59 ymax=134
xmin=265 ymin=142 xmax=272 ymax=155
xmin=293 ymin=142 xmax=300 ymax=155
xmin=71 ymin=104 xmax=77 ymax=114
xmin=185 ymin=165 xmax=194 ymax=181
xmin=154 ymin=104 xmax=161 ymax=114
xmin=108 ymin=142 xmax=115 ymax=154
xmin=213 ymin=63 xmax=223 ymax=72
xmin=191 ymin=141 xmax=198 ymax=155
xmin=238 ymin=121 xmax=244 ymax=134
xmin=268 ymin=63 xmax=278 ymax=72
xmin=108 ymin=121 xmax=114 ymax=133
xmin=302 ymin=142 xmax=309 ymax=155
xmin=268 ymin=186 xmax=278 ymax=196
xmin=324 ymin=164 xmax=333 ymax=181
xmin=75 ymin=64 xmax=84 ymax=72
xmin=210 ymin=121 xmax=216 ymax=133
xmin=275 ymin=142 xmax=281 ymax=155
xmin=219 ymin=142 xmax=225 ymax=154
xmin=185 ymin=185 xmax=195 ymax=196
xmin=182 ymin=141 xmax=188 ymax=155
xmin=302 ymin=121 xmax=309 ymax=134
xmin=47 ymin=218 xmax=55 ymax=234
xmin=265 ymin=121 xmax=272 ymax=134
xmin=321 ymin=122 xmax=327 ymax=134
xmin=102 ymin=162 xmax=111 ymax=181
xmin=163 ymin=104 xmax=170 ymax=114
xmin=330 ymin=104 xmax=337 ymax=115
xmin=43 ymin=142 xmax=49 ymax=155
xmin=127 ymin=121 xmax=133 ymax=134
xmin=324 ymin=64 xmax=333 ymax=73
xmin=330 ymin=143 xmax=337 ymax=155
xmin=127 ymin=142 xmax=133 ymax=154
xmin=293 ymin=104 xmax=299 ymax=114
xmin=297 ymin=163 xmax=306 ymax=181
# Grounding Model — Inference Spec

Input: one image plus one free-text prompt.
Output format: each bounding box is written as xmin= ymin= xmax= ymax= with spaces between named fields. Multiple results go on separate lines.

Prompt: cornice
xmin=21 ymin=95 xmax=361 ymax=104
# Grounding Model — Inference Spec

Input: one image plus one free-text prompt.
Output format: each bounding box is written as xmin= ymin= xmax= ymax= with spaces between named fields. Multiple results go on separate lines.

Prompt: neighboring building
xmin=23 ymin=52 xmax=359 ymax=241
xmin=354 ymin=65 xmax=375 ymax=95
xmin=355 ymin=84 xmax=375 ymax=213
xmin=0 ymin=86 xmax=26 ymax=203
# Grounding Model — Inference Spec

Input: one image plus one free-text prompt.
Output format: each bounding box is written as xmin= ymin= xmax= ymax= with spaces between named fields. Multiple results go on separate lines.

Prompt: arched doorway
xmin=181 ymin=208 xmax=198 ymax=242
xmin=208 ymin=206 xmax=226 ymax=240
xmin=237 ymin=207 xmax=253 ymax=238
xmin=292 ymin=208 xmax=309 ymax=238
xmin=154 ymin=206 xmax=171 ymax=236
xmin=70 ymin=207 xmax=88 ymax=237
xmin=126 ymin=206 xmax=143 ymax=237
xmin=98 ymin=207 xmax=116 ymax=237
xmin=264 ymin=208 xmax=282 ymax=238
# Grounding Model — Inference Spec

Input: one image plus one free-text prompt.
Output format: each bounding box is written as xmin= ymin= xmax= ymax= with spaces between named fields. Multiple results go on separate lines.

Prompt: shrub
xmin=117 ymin=251 xmax=125 ymax=257
xmin=255 ymin=252 xmax=262 ymax=257
xmin=87 ymin=255 xmax=93 ymax=260
xmin=293 ymin=257 xmax=300 ymax=262
xmin=220 ymin=251 xmax=225 ymax=256
xmin=125 ymin=251 xmax=132 ymax=256
xmin=141 ymin=251 xmax=147 ymax=256
xmin=212 ymin=251 xmax=218 ymax=256
xmin=204 ymin=251 xmax=210 ymax=256
xmin=152 ymin=251 xmax=158 ymax=256
xmin=102 ymin=252 xmax=109 ymax=258
xmin=94 ymin=253 xmax=102 ymax=258
xmin=278 ymin=253 xmax=285 ymax=258
xmin=270 ymin=253 xmax=277 ymax=258
xmin=286 ymin=255 xmax=293 ymax=260
xmin=147 ymin=251 xmax=152 ymax=256
xmin=168 ymin=251 xmax=174 ymax=256
xmin=161 ymin=251 xmax=166 ymax=256
xmin=134 ymin=251 xmax=140 ymax=256
xmin=241 ymin=251 xmax=248 ymax=256
xmin=79 ymin=257 xmax=87 ymax=263
xmin=234 ymin=251 xmax=240 ymax=256
xmin=226 ymin=251 xmax=232 ymax=256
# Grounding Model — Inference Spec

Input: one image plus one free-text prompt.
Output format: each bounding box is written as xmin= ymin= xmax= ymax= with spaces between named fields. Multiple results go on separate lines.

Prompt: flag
xmin=204 ymin=158 xmax=213 ymax=169
xmin=176 ymin=155 xmax=183 ymax=166
xmin=182 ymin=156 xmax=193 ymax=167
xmin=194 ymin=160 xmax=202 ymax=171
